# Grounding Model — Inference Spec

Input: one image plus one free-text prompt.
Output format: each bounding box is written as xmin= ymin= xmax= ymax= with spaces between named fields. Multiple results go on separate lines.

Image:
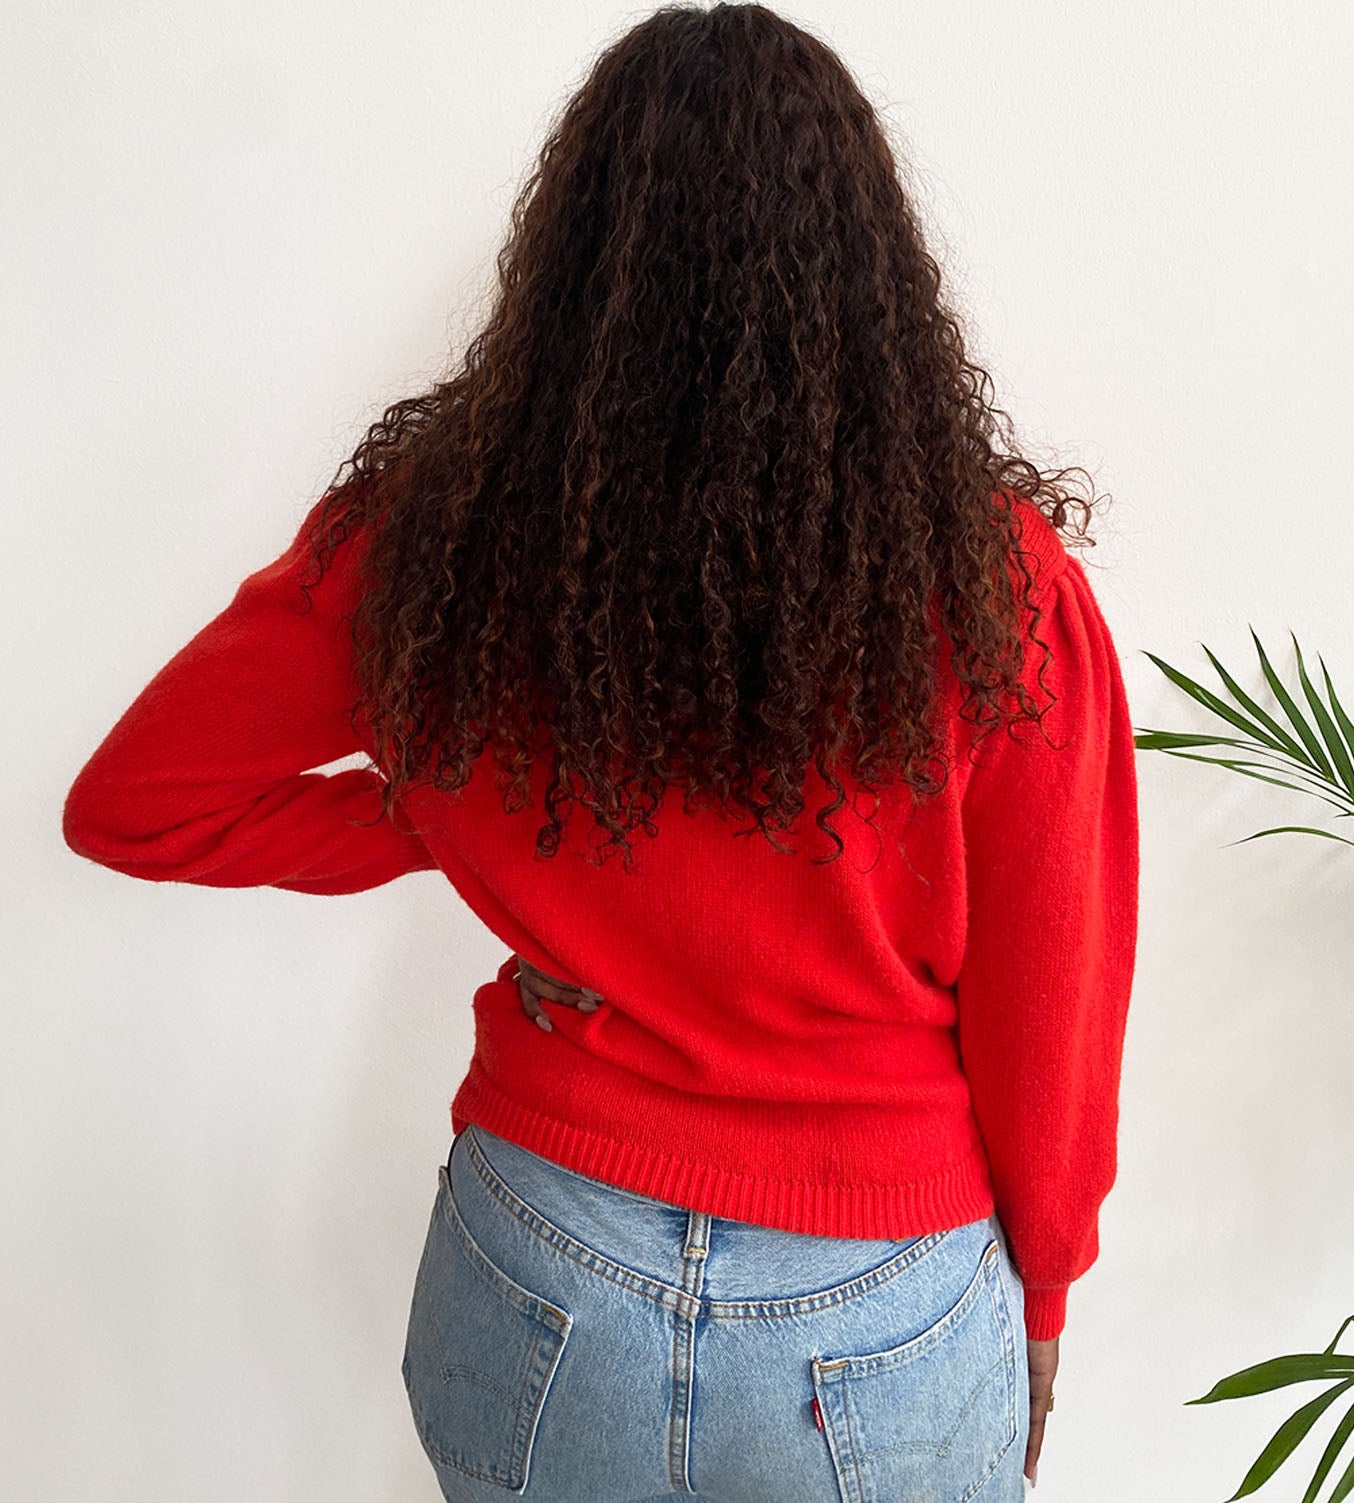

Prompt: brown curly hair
xmin=300 ymin=1 xmax=1107 ymax=868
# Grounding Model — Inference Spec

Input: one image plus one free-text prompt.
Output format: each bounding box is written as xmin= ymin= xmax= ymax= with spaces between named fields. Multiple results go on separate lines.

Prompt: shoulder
xmin=1000 ymin=490 xmax=1073 ymax=596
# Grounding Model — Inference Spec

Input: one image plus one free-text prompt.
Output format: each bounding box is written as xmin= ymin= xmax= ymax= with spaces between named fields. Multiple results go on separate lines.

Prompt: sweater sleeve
xmin=61 ymin=496 xmax=439 ymax=894
xmin=955 ymin=550 xmax=1140 ymax=1341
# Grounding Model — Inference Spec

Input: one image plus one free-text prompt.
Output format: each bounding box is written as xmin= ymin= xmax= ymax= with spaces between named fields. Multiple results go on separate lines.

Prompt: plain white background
xmin=7 ymin=2 xmax=1354 ymax=1498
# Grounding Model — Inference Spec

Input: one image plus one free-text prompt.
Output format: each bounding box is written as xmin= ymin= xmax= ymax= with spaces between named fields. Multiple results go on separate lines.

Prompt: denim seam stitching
xmin=413 ymin=1175 xmax=571 ymax=1486
xmin=459 ymin=1125 xmax=963 ymax=1321
xmin=956 ymin=1258 xmax=1020 ymax=1501
xmin=810 ymin=1248 xmax=1016 ymax=1502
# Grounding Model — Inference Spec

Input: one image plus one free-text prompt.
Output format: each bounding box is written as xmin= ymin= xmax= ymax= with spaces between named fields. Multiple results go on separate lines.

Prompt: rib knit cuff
xmin=1023 ymin=1285 xmax=1068 ymax=1341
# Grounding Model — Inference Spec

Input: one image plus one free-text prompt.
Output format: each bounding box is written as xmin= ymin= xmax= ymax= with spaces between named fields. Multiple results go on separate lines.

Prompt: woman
xmin=62 ymin=3 xmax=1138 ymax=1499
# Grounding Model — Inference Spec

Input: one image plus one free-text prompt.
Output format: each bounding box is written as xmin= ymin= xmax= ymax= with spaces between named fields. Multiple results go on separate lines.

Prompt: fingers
xmin=514 ymin=957 xmax=604 ymax=1033
xmin=1024 ymin=1336 xmax=1060 ymax=1485
xmin=1024 ymin=1401 xmax=1047 ymax=1485
xmin=517 ymin=970 xmax=555 ymax=1032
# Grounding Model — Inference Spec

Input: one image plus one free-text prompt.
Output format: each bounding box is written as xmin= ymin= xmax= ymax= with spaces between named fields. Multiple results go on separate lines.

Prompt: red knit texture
xmin=62 ymin=493 xmax=1139 ymax=1343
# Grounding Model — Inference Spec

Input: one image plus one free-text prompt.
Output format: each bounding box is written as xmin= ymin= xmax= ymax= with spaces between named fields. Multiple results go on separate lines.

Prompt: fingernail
xmin=534 ymin=1013 xmax=553 ymax=1032
xmin=1030 ymin=1465 xmax=1038 ymax=1488
xmin=581 ymin=988 xmax=604 ymax=1001
xmin=578 ymin=1000 xmax=600 ymax=1013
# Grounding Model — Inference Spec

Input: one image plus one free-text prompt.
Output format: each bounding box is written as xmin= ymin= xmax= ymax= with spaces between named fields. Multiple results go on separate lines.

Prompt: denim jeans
xmin=402 ymin=1122 xmax=1030 ymax=1502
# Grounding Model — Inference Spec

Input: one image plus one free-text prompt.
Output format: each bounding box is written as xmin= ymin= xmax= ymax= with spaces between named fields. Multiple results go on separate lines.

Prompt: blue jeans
xmin=402 ymin=1123 xmax=1030 ymax=1501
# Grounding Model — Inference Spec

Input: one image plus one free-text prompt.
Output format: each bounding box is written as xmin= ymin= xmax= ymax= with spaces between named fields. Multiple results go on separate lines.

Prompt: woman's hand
xmin=1025 ymin=1336 xmax=1059 ymax=1485
xmin=514 ymin=955 xmax=604 ymax=1031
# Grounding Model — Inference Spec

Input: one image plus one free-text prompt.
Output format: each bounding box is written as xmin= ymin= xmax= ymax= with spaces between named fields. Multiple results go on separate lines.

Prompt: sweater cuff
xmin=1022 ymin=1285 xmax=1068 ymax=1341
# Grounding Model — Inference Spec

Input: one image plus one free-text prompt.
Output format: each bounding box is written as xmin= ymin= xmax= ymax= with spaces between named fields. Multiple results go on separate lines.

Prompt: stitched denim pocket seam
xmin=461 ymin=1124 xmax=965 ymax=1322
xmin=810 ymin=1238 xmax=1018 ymax=1503
xmin=403 ymin=1168 xmax=572 ymax=1489
xmin=436 ymin=1166 xmax=573 ymax=1337
xmin=814 ymin=1240 xmax=1000 ymax=1378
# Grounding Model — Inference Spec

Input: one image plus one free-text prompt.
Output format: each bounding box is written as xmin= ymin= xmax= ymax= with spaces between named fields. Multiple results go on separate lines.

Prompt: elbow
xmin=62 ymin=772 xmax=103 ymax=860
xmin=62 ymin=775 xmax=121 ymax=867
xmin=62 ymin=772 xmax=157 ymax=875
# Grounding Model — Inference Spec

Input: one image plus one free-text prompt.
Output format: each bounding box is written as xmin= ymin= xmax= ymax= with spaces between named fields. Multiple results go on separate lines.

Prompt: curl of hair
xmin=299 ymin=1 xmax=1109 ymax=868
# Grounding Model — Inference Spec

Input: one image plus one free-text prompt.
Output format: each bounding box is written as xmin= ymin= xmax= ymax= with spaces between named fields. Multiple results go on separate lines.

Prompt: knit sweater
xmin=62 ymin=490 xmax=1139 ymax=1342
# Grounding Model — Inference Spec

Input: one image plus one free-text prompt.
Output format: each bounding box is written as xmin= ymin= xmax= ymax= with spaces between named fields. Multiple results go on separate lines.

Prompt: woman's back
xmin=61 ymin=484 xmax=1138 ymax=1347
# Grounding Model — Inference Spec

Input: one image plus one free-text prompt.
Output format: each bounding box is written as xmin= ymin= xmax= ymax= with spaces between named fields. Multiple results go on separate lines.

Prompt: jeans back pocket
xmin=811 ymin=1236 xmax=1018 ymax=1503
xmin=402 ymin=1164 xmax=573 ymax=1491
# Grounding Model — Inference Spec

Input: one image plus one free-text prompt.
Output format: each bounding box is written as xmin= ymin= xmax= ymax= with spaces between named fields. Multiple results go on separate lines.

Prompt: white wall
xmin=8 ymin=2 xmax=1354 ymax=1498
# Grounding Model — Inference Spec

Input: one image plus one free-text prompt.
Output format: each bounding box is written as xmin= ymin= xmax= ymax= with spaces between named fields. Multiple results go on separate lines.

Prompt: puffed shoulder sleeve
xmin=954 ymin=547 xmax=1140 ymax=1341
xmin=61 ymin=496 xmax=439 ymax=894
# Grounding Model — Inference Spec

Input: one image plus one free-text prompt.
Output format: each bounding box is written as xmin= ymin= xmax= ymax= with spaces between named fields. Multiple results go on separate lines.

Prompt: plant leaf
xmin=1223 ymin=1378 xmax=1354 ymax=1500
xmin=1159 ymin=752 xmax=1354 ymax=812
xmin=1143 ymin=650 xmax=1305 ymax=754
xmin=1302 ymin=1392 xmax=1354 ymax=1503
xmin=1325 ymin=1317 xmax=1354 ymax=1358
xmin=1292 ymin=631 xmax=1354 ymax=797
xmin=1319 ymin=656 xmax=1354 ymax=771
xmin=1223 ymin=826 xmax=1354 ymax=849
xmin=1329 ymin=1439 xmax=1354 ymax=1503
xmin=1187 ymin=1355 xmax=1354 ymax=1403
xmin=1134 ymin=729 xmax=1351 ymax=799
xmin=1251 ymin=627 xmax=1336 ymax=779
xmin=1134 ymin=730 xmax=1262 ymax=751
xmin=1202 ymin=642 xmax=1309 ymax=762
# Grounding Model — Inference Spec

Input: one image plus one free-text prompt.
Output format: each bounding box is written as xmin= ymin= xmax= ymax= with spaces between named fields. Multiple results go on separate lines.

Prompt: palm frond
xmin=1292 ymin=632 xmax=1354 ymax=796
xmin=1140 ymin=631 xmax=1354 ymax=849
xmin=1186 ymin=1320 xmax=1354 ymax=1503
xmin=1319 ymin=655 xmax=1354 ymax=768
xmin=1223 ymin=826 xmax=1354 ymax=850
xmin=1250 ymin=627 xmax=1335 ymax=780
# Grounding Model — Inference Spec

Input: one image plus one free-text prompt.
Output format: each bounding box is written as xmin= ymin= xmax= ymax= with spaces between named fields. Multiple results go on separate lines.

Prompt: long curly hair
xmin=301 ymin=1 xmax=1107 ymax=868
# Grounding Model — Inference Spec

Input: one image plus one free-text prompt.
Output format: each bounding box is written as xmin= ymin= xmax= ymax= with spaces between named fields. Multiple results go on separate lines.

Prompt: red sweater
xmin=62 ymin=492 xmax=1139 ymax=1341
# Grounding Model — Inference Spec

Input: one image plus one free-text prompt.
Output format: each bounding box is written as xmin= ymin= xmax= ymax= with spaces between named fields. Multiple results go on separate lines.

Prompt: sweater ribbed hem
xmin=1022 ymin=1285 xmax=1069 ymax=1341
xmin=450 ymin=1061 xmax=998 ymax=1243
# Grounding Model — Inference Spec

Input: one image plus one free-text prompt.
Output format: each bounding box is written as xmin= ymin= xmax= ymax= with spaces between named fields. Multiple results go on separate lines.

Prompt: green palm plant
xmin=1135 ymin=628 xmax=1354 ymax=847
xmin=1135 ymin=628 xmax=1354 ymax=1500
xmin=1182 ymin=1318 xmax=1354 ymax=1503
